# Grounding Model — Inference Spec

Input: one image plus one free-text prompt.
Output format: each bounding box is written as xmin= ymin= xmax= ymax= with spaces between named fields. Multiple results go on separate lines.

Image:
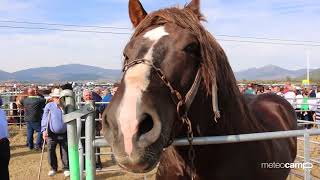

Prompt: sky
xmin=0 ymin=0 xmax=320 ymax=73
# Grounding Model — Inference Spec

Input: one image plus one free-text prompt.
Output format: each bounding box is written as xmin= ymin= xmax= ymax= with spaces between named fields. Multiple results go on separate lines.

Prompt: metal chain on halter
xmin=123 ymin=59 xmax=197 ymax=179
xmin=178 ymin=102 xmax=196 ymax=180
xmin=156 ymin=67 xmax=196 ymax=179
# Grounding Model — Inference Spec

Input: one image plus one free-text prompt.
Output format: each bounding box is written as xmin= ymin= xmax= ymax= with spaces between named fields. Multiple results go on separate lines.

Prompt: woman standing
xmin=41 ymin=88 xmax=69 ymax=177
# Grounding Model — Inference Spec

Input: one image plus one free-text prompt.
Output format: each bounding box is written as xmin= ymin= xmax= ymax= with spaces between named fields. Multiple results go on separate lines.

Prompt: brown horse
xmin=102 ymin=0 xmax=297 ymax=179
xmin=16 ymin=89 xmax=29 ymax=108
xmin=16 ymin=87 xmax=53 ymax=107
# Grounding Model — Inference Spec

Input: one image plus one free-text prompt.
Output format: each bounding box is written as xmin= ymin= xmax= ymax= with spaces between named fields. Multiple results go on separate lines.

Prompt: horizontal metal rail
xmin=78 ymin=102 xmax=110 ymax=105
xmin=297 ymin=120 xmax=320 ymax=125
xmin=296 ymin=155 xmax=320 ymax=164
xmin=6 ymin=115 xmax=23 ymax=118
xmin=83 ymin=152 xmax=114 ymax=156
xmin=93 ymin=129 xmax=320 ymax=147
xmin=2 ymin=109 xmax=22 ymax=111
xmin=173 ymin=129 xmax=320 ymax=146
xmin=289 ymin=169 xmax=320 ymax=180
xmin=285 ymin=98 xmax=320 ymax=100
xmin=80 ymin=119 xmax=102 ymax=122
xmin=297 ymin=138 xmax=320 ymax=145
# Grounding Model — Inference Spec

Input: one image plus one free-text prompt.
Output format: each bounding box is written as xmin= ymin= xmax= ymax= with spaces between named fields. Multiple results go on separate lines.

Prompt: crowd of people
xmin=240 ymin=82 xmax=320 ymax=127
xmin=0 ymin=83 xmax=119 ymax=179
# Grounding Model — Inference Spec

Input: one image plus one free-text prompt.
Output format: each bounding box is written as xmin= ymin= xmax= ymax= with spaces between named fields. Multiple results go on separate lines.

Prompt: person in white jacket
xmin=284 ymin=86 xmax=296 ymax=109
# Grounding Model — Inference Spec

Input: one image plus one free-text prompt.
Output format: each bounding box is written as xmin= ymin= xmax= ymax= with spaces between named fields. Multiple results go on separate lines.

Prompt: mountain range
xmin=234 ymin=64 xmax=316 ymax=81
xmin=0 ymin=64 xmax=319 ymax=82
xmin=0 ymin=64 xmax=121 ymax=83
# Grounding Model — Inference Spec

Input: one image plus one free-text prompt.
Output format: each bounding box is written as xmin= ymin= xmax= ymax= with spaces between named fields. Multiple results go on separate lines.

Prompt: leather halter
xmin=122 ymin=58 xmax=202 ymax=117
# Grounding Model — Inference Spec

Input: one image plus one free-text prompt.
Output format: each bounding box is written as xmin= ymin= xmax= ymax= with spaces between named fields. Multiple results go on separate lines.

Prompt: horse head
xmin=102 ymin=0 xmax=240 ymax=173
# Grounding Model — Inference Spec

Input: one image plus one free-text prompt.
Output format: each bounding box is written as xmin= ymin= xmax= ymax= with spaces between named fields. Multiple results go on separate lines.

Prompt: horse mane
xmin=132 ymin=6 xmax=263 ymax=134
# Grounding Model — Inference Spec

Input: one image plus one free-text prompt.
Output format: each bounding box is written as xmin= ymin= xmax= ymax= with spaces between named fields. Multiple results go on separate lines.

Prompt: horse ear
xmin=186 ymin=0 xmax=201 ymax=18
xmin=129 ymin=0 xmax=147 ymax=27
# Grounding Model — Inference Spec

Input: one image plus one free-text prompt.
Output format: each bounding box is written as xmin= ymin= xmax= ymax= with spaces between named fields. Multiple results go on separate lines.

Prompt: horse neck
xmin=188 ymin=87 xmax=256 ymax=136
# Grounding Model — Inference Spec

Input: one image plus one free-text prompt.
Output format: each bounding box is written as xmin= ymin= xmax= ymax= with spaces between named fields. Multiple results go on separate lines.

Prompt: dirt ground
xmin=293 ymin=134 xmax=320 ymax=179
xmin=8 ymin=126 xmax=156 ymax=180
xmin=8 ymin=126 xmax=320 ymax=180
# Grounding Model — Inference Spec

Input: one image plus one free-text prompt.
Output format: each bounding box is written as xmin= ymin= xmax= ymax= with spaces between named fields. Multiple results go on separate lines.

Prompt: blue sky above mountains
xmin=0 ymin=0 xmax=319 ymax=72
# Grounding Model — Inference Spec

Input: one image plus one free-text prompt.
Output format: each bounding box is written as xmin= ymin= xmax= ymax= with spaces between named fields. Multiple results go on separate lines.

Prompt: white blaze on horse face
xmin=118 ymin=26 xmax=168 ymax=156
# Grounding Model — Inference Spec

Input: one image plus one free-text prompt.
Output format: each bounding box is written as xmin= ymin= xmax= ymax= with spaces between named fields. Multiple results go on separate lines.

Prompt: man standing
xmin=99 ymin=89 xmax=112 ymax=112
xmin=82 ymin=89 xmax=103 ymax=170
xmin=100 ymin=83 xmax=119 ymax=112
xmin=19 ymin=88 xmax=46 ymax=150
xmin=0 ymin=98 xmax=10 ymax=180
xmin=42 ymin=88 xmax=69 ymax=177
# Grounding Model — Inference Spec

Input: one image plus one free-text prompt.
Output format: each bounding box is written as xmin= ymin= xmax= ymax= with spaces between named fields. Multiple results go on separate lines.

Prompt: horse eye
xmin=183 ymin=43 xmax=200 ymax=56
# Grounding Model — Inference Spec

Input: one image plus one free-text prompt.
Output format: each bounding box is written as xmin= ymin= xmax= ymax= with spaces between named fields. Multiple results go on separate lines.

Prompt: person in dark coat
xmin=19 ymin=88 xmax=46 ymax=150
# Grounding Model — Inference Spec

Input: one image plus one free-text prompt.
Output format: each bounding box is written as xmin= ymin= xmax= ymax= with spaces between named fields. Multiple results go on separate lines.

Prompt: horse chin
xmin=117 ymin=157 xmax=158 ymax=173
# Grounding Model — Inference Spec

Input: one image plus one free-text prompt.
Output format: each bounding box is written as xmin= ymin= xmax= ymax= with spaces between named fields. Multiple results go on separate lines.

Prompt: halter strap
xmin=184 ymin=69 xmax=201 ymax=113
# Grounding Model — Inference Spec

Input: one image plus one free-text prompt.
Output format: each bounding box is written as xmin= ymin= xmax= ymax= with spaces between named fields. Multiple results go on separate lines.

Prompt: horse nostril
xmin=137 ymin=113 xmax=154 ymax=137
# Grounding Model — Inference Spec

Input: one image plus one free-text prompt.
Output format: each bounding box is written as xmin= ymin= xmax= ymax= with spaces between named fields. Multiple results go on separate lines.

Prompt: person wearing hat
xmin=0 ymin=98 xmax=10 ymax=180
xmin=41 ymin=88 xmax=69 ymax=177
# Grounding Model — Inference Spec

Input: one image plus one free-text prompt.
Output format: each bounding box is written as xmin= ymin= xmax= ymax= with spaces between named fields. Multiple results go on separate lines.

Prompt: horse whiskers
xmin=143 ymin=151 xmax=157 ymax=163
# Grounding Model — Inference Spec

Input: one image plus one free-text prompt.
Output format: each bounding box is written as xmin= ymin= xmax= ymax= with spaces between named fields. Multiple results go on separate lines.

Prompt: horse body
xmin=157 ymin=93 xmax=297 ymax=180
xmin=16 ymin=89 xmax=28 ymax=108
xmin=102 ymin=1 xmax=297 ymax=179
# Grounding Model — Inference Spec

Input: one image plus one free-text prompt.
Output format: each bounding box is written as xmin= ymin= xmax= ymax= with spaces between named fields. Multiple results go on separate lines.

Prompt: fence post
xmin=304 ymin=132 xmax=311 ymax=180
xmin=63 ymin=90 xmax=81 ymax=180
xmin=19 ymin=108 xmax=22 ymax=130
xmin=85 ymin=100 xmax=96 ymax=180
xmin=77 ymin=117 xmax=84 ymax=180
xmin=75 ymin=91 xmax=84 ymax=180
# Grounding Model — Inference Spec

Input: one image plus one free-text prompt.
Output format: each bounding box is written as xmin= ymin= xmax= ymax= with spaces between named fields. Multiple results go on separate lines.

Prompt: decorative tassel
xmin=212 ymin=80 xmax=220 ymax=123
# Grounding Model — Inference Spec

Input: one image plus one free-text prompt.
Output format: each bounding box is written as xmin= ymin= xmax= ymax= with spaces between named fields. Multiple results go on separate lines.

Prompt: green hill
xmin=296 ymin=68 xmax=320 ymax=82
